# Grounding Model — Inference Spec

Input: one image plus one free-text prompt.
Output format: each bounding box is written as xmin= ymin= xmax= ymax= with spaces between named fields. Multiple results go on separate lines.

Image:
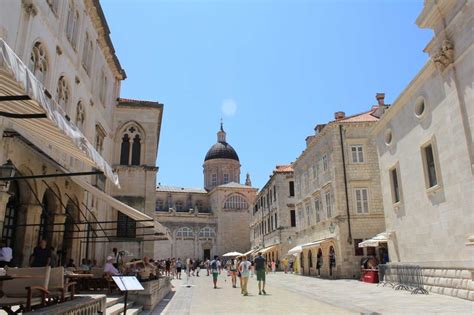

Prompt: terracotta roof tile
xmin=338 ymin=108 xmax=379 ymax=123
xmin=275 ymin=165 xmax=293 ymax=173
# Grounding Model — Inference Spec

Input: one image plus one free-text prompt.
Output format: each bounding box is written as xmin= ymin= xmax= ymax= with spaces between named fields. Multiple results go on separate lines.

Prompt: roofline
xmin=117 ymin=98 xmax=164 ymax=109
xmin=87 ymin=0 xmax=126 ymax=80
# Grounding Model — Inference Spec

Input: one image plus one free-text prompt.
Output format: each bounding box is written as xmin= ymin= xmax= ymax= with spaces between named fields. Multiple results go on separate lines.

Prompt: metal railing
xmin=378 ymin=264 xmax=428 ymax=294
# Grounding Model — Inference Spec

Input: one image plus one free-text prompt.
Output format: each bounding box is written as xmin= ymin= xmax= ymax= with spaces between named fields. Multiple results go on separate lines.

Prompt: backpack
xmin=211 ymin=260 xmax=217 ymax=270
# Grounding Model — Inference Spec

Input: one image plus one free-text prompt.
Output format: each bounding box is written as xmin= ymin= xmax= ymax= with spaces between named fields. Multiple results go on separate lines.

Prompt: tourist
xmin=144 ymin=256 xmax=157 ymax=278
xmin=165 ymin=258 xmax=171 ymax=277
xmin=66 ymin=259 xmax=76 ymax=269
xmin=80 ymin=258 xmax=90 ymax=270
xmin=210 ymin=255 xmax=220 ymax=289
xmin=0 ymin=240 xmax=12 ymax=268
xmin=271 ymin=259 xmax=276 ymax=273
xmin=49 ymin=246 xmax=58 ymax=267
xmin=110 ymin=248 xmax=120 ymax=268
xmin=104 ymin=256 xmax=120 ymax=276
xmin=217 ymin=257 xmax=223 ymax=274
xmin=229 ymin=258 xmax=238 ymax=288
xmin=283 ymin=257 xmax=288 ymax=274
xmin=30 ymin=239 xmax=51 ymax=267
xmin=170 ymin=258 xmax=176 ymax=278
xmin=176 ymin=258 xmax=183 ymax=279
xmin=289 ymin=260 xmax=294 ymax=273
xmin=254 ymin=252 xmax=267 ymax=295
xmin=239 ymin=256 xmax=251 ymax=296
xmin=204 ymin=258 xmax=210 ymax=276
xmin=194 ymin=259 xmax=201 ymax=277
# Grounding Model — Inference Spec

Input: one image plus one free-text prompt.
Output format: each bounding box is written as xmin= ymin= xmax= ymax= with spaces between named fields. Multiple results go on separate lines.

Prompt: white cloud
xmin=221 ymin=99 xmax=237 ymax=117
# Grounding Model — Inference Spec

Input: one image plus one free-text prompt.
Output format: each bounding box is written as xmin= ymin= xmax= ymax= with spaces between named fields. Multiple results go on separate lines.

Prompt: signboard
xmin=112 ymin=276 xmax=144 ymax=291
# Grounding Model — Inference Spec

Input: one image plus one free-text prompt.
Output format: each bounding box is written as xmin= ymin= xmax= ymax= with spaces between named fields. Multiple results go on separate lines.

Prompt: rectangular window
xmin=306 ymin=205 xmax=311 ymax=226
xmin=271 ymin=215 xmax=274 ymax=230
xmin=367 ymin=247 xmax=376 ymax=256
xmin=390 ymin=167 xmax=401 ymax=204
xmin=354 ymin=239 xmax=364 ymax=256
xmin=351 ymin=145 xmax=364 ymax=163
xmin=290 ymin=210 xmax=296 ymax=227
xmin=211 ymin=174 xmax=217 ymax=186
xmin=117 ymin=213 xmax=136 ymax=238
xmin=325 ymin=192 xmax=332 ymax=218
xmin=314 ymin=199 xmax=321 ymax=223
xmin=355 ymin=188 xmax=369 ymax=213
xmin=322 ymin=155 xmax=329 ymax=171
xmin=289 ymin=181 xmax=295 ymax=197
xmin=274 ymin=213 xmax=278 ymax=228
xmin=423 ymin=144 xmax=438 ymax=188
xmin=273 ymin=186 xmax=277 ymax=201
xmin=223 ymin=173 xmax=229 ymax=184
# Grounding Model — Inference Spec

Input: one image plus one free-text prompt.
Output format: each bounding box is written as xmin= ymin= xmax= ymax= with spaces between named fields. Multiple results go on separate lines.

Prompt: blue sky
xmin=101 ymin=0 xmax=432 ymax=189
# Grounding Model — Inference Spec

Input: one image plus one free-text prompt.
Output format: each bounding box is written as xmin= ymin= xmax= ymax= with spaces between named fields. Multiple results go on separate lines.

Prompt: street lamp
xmin=0 ymin=160 xmax=15 ymax=191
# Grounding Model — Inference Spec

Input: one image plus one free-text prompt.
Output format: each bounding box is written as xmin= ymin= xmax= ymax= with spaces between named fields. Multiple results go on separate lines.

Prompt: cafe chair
xmin=48 ymin=267 xmax=76 ymax=303
xmin=0 ymin=266 xmax=51 ymax=313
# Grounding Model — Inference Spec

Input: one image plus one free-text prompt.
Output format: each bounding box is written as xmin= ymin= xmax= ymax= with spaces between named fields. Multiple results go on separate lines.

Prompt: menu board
xmin=112 ymin=276 xmax=144 ymax=291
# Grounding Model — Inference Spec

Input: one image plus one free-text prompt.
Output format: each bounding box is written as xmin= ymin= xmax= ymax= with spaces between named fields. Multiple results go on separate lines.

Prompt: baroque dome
xmin=204 ymin=142 xmax=239 ymax=162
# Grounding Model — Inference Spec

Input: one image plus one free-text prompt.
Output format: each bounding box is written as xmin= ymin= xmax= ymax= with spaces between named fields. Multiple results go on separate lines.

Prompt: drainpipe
xmin=339 ymin=124 xmax=352 ymax=244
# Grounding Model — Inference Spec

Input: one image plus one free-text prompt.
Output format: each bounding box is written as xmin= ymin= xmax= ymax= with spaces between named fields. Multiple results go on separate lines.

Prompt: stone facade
xmin=291 ymin=105 xmax=387 ymax=279
xmin=249 ymin=165 xmax=296 ymax=266
xmin=372 ymin=0 xmax=474 ymax=300
xmin=0 ymin=0 xmax=163 ymax=266
xmin=154 ymin=126 xmax=257 ymax=260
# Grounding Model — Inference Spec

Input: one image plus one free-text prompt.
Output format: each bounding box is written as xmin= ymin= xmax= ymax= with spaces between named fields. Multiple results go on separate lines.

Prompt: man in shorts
xmin=210 ymin=255 xmax=221 ymax=289
xmin=254 ymin=252 xmax=267 ymax=295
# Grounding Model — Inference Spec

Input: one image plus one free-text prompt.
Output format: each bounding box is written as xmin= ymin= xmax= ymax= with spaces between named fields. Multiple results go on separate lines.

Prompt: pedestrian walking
xmin=271 ymin=260 xmax=276 ymax=273
xmin=229 ymin=258 xmax=238 ymax=288
xmin=210 ymin=256 xmax=221 ymax=289
xmin=176 ymin=258 xmax=183 ymax=279
xmin=165 ymin=258 xmax=171 ymax=277
xmin=239 ymin=256 xmax=251 ymax=296
xmin=204 ymin=258 xmax=210 ymax=276
xmin=254 ymin=252 xmax=267 ymax=295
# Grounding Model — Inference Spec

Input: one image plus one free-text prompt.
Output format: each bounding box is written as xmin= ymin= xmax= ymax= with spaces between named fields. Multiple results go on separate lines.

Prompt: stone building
xmin=290 ymin=101 xmax=387 ymax=279
xmin=249 ymin=165 xmax=296 ymax=267
xmin=0 ymin=0 xmax=167 ymax=267
xmin=154 ymin=124 xmax=257 ymax=260
xmin=371 ymin=0 xmax=473 ymax=300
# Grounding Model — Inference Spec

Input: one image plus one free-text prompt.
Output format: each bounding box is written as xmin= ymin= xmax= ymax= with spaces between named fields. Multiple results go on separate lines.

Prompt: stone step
xmin=125 ymin=305 xmax=144 ymax=315
xmin=106 ymin=301 xmax=136 ymax=315
xmin=106 ymin=295 xmax=125 ymax=308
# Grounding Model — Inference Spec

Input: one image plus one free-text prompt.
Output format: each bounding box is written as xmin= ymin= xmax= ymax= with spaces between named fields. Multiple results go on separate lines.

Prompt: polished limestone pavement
xmin=145 ymin=272 xmax=474 ymax=315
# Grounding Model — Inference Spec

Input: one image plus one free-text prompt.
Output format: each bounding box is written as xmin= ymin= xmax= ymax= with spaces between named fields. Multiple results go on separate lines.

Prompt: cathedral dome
xmin=204 ymin=142 xmax=239 ymax=162
xmin=204 ymin=122 xmax=240 ymax=162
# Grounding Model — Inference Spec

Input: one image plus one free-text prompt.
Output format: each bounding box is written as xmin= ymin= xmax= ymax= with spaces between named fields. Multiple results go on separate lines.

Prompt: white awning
xmin=358 ymin=232 xmax=391 ymax=248
xmin=71 ymin=177 xmax=170 ymax=240
xmin=301 ymin=238 xmax=333 ymax=249
xmin=261 ymin=245 xmax=276 ymax=254
xmin=242 ymin=249 xmax=256 ymax=257
xmin=0 ymin=39 xmax=119 ymax=186
xmin=288 ymin=245 xmax=303 ymax=256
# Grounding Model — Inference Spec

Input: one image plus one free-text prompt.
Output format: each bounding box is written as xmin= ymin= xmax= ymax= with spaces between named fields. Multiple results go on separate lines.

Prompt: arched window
xmin=120 ymin=134 xmax=130 ymax=165
xmin=99 ymin=70 xmax=107 ymax=104
xmin=198 ymin=227 xmax=215 ymax=238
xmin=56 ymin=76 xmax=70 ymax=110
xmin=2 ymin=181 xmax=19 ymax=249
xmin=119 ymin=125 xmax=144 ymax=166
xmin=82 ymin=32 xmax=93 ymax=72
xmin=131 ymin=134 xmax=141 ymax=165
xmin=75 ymin=101 xmax=85 ymax=129
xmin=223 ymin=194 xmax=248 ymax=210
xmin=28 ymin=42 xmax=48 ymax=83
xmin=176 ymin=227 xmax=194 ymax=239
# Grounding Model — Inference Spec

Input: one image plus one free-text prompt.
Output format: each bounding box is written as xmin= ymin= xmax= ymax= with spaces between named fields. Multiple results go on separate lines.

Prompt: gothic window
xmin=28 ymin=42 xmax=48 ymax=84
xmin=224 ymin=194 xmax=248 ymax=210
xmin=120 ymin=134 xmax=130 ymax=165
xmin=156 ymin=199 xmax=164 ymax=212
xmin=66 ymin=5 xmax=79 ymax=48
xmin=95 ymin=124 xmax=106 ymax=155
xmin=119 ymin=125 xmax=144 ymax=166
xmin=175 ymin=201 xmax=184 ymax=212
xmin=56 ymin=76 xmax=70 ymax=110
xmin=176 ymin=227 xmax=193 ymax=239
xmin=131 ymin=134 xmax=141 ymax=165
xmin=199 ymin=227 xmax=215 ymax=238
xmin=75 ymin=101 xmax=85 ymax=129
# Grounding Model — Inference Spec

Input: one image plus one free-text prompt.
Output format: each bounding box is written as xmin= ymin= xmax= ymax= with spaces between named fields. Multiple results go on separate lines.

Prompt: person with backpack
xmin=210 ymin=255 xmax=221 ymax=289
xmin=239 ymin=256 xmax=252 ymax=296
xmin=254 ymin=252 xmax=267 ymax=295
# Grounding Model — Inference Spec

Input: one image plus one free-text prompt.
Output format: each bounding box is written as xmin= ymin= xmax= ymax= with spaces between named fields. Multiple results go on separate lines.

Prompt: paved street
xmin=146 ymin=272 xmax=474 ymax=315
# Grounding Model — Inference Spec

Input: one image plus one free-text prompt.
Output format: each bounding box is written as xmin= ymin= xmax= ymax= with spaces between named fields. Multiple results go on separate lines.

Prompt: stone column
xmin=51 ymin=213 xmax=67 ymax=251
xmin=19 ymin=204 xmax=42 ymax=266
xmin=0 ymin=191 xmax=11 ymax=237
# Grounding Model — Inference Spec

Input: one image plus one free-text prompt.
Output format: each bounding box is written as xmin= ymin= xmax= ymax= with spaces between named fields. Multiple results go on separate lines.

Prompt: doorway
xmin=203 ymin=249 xmax=210 ymax=260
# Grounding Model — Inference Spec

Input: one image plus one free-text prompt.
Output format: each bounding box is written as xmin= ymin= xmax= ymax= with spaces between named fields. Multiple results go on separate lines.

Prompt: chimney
xmin=376 ymin=93 xmax=385 ymax=106
xmin=334 ymin=111 xmax=345 ymax=121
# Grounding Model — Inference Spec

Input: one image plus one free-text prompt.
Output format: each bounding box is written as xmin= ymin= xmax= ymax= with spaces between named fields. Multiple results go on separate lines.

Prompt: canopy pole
xmin=0 ymin=171 xmax=103 ymax=181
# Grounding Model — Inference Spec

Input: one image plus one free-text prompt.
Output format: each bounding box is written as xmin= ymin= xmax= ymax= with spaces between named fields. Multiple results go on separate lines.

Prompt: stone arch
xmin=222 ymin=193 xmax=249 ymax=210
xmin=27 ymin=39 xmax=50 ymax=85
